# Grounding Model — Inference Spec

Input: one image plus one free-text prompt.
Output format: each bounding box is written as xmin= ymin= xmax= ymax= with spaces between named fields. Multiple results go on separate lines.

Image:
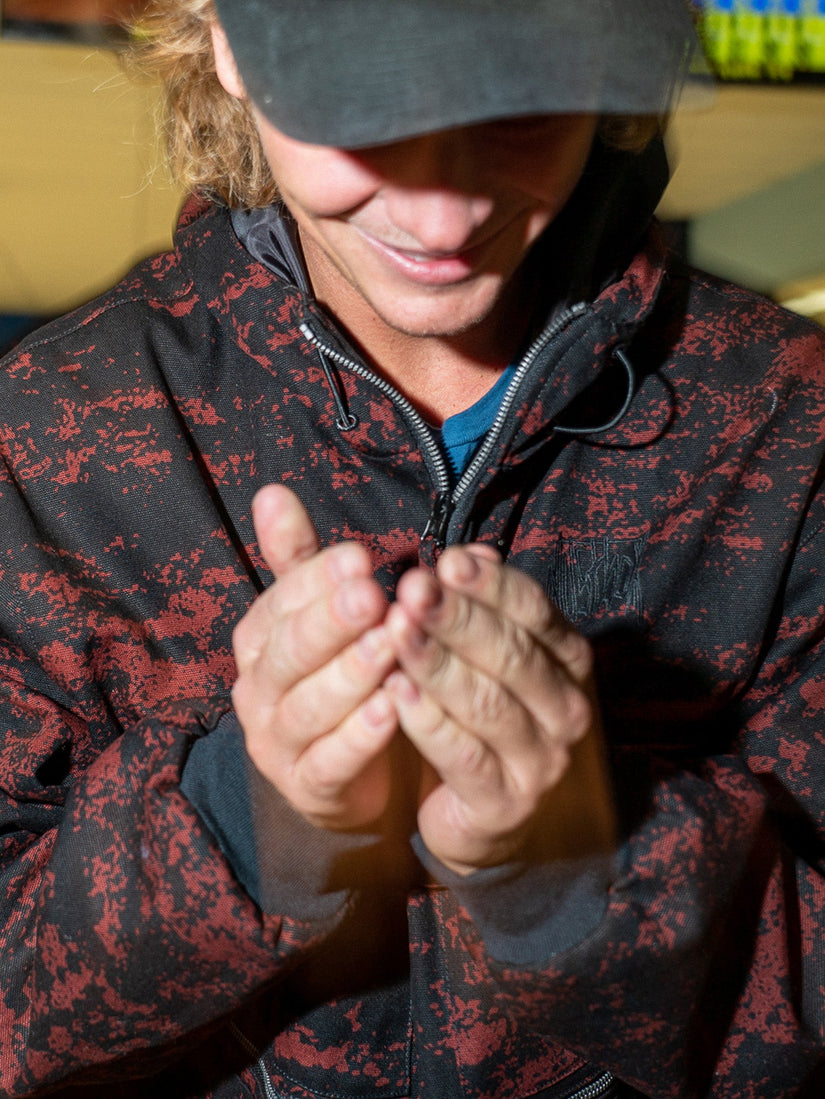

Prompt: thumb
xmin=252 ymin=484 xmax=320 ymax=579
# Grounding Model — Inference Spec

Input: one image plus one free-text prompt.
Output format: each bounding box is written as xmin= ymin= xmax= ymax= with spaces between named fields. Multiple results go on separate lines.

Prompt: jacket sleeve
xmin=442 ymin=487 xmax=825 ymax=1096
xmin=0 ymin=649 xmax=356 ymax=1096
xmin=180 ymin=709 xmax=397 ymax=919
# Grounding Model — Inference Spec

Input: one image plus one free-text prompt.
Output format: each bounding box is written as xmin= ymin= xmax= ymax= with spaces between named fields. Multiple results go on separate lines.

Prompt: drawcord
xmin=554 ymin=346 xmax=636 ymax=436
xmin=316 ymin=347 xmax=357 ymax=431
xmin=315 ymin=336 xmax=635 ymax=439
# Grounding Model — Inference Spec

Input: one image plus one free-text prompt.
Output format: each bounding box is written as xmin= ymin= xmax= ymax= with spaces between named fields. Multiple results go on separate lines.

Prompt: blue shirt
xmin=439 ymin=363 xmax=517 ymax=479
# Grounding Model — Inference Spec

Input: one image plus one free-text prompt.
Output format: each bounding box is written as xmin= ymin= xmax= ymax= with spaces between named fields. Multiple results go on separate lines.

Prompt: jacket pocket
xmin=248 ymin=979 xmax=412 ymax=1099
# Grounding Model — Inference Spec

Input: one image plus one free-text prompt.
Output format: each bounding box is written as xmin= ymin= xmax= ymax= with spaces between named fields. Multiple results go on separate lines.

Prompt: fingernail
xmin=443 ymin=550 xmax=479 ymax=584
xmin=328 ymin=542 xmax=367 ymax=581
xmin=362 ymin=691 xmax=394 ymax=729
xmin=336 ymin=582 xmax=370 ymax=621
xmin=358 ymin=626 xmax=388 ymax=662
xmin=386 ymin=671 xmax=421 ymax=706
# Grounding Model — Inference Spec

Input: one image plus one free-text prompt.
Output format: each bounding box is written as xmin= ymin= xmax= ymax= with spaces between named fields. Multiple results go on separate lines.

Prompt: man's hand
xmin=384 ymin=546 xmax=616 ymax=876
xmin=232 ymin=485 xmax=399 ymax=830
xmin=232 ymin=487 xmax=615 ymax=869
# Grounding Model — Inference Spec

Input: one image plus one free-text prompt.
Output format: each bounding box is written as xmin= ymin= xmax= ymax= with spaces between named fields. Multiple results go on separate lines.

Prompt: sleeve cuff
xmin=412 ymin=833 xmax=622 ymax=966
xmin=182 ymin=711 xmax=382 ymax=919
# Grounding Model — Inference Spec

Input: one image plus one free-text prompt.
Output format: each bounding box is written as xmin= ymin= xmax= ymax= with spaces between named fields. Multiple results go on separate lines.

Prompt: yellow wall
xmin=0 ymin=37 xmax=183 ymax=316
xmin=2 ymin=35 xmax=825 ymax=321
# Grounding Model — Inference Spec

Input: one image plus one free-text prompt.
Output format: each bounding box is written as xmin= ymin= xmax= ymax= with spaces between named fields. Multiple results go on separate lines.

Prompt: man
xmin=1 ymin=0 xmax=824 ymax=1095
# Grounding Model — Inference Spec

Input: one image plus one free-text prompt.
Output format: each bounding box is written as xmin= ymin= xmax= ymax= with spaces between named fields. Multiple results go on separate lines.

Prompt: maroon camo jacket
xmin=2 ymin=196 xmax=825 ymax=1098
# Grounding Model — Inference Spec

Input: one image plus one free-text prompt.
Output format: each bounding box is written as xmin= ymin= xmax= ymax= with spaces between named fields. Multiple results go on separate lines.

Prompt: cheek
xmin=491 ymin=120 xmax=597 ymax=211
xmin=261 ymin=138 xmax=380 ymax=219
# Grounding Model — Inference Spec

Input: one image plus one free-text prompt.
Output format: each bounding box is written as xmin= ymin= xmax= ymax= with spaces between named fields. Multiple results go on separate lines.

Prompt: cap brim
xmin=214 ymin=0 xmax=709 ymax=148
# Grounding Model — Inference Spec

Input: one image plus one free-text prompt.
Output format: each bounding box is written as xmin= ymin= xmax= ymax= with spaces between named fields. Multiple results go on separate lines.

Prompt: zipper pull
xmin=422 ymin=491 xmax=452 ymax=550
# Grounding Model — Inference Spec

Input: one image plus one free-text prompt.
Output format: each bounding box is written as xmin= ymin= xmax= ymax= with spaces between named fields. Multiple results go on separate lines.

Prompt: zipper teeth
xmin=229 ymin=1022 xmax=278 ymax=1099
xmin=570 ymin=1070 xmax=615 ymax=1099
xmin=452 ymin=301 xmax=588 ymax=501
xmin=299 ymin=322 xmax=452 ymax=495
xmin=301 ymin=302 xmax=588 ymax=514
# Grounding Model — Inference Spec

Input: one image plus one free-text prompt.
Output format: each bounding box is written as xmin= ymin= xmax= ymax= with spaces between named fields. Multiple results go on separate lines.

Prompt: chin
xmin=378 ymin=314 xmax=491 ymax=342
xmin=372 ymin=287 xmax=504 ymax=341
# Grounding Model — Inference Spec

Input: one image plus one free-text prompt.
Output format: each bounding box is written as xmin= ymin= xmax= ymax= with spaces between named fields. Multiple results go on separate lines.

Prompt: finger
xmin=235 ymin=618 xmax=398 ymax=831
xmin=252 ymin=484 xmax=320 ymax=578
xmin=389 ymin=669 xmax=614 ymax=874
xmin=285 ymin=688 xmax=399 ymax=828
xmin=439 ymin=549 xmax=592 ymax=682
xmin=463 ymin=543 xmax=502 ymax=563
xmin=272 ymin=624 xmax=398 ymax=750
xmin=386 ymin=670 xmax=514 ymax=798
xmin=389 ymin=571 xmax=589 ymax=741
xmin=385 ymin=591 xmax=520 ymax=736
xmin=385 ymin=587 xmax=593 ymax=789
xmin=236 ymin=486 xmax=375 ymax=671
xmin=386 ymin=597 xmax=589 ymax=772
xmin=385 ymin=671 xmax=565 ymax=834
xmin=234 ymin=568 xmax=388 ymax=689
xmin=234 ymin=537 xmax=373 ymax=667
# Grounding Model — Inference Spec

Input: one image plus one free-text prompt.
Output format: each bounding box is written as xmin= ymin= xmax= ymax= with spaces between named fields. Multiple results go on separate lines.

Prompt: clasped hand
xmin=232 ymin=486 xmax=615 ymax=876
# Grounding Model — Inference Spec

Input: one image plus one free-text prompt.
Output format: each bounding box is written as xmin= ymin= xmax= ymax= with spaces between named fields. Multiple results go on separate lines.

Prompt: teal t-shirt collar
xmin=439 ymin=362 xmax=517 ymax=479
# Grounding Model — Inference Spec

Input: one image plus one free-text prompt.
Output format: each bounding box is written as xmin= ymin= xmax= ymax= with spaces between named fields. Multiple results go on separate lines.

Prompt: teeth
xmin=392 ymin=246 xmax=427 ymax=262
xmin=401 ymin=249 xmax=451 ymax=263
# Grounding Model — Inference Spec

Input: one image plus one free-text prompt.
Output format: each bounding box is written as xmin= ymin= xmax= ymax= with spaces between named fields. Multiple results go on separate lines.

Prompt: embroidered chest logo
xmin=549 ymin=536 xmax=646 ymax=622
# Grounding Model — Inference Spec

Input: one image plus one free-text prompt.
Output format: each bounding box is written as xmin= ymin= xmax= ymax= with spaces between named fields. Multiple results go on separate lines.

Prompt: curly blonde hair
xmin=125 ymin=0 xmax=277 ymax=207
xmin=125 ymin=0 xmax=662 ymax=210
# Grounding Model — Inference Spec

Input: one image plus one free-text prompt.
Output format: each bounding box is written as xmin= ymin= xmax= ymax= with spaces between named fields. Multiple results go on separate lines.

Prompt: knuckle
xmin=533 ymin=601 xmax=558 ymax=642
xmin=500 ymin=564 xmax=552 ymax=624
xmin=302 ymin=755 xmax=344 ymax=799
xmin=278 ymin=688 xmax=322 ymax=735
xmin=566 ymin=631 xmax=595 ymax=679
xmin=232 ymin=615 xmax=257 ymax=667
xmin=496 ymin=620 xmax=537 ymax=681
xmin=564 ymin=686 xmax=593 ymax=742
xmin=466 ymin=674 xmax=510 ymax=728
xmin=231 ymin=676 xmax=282 ymax=735
xmin=540 ymin=684 xmax=592 ymax=747
xmin=230 ymin=677 xmax=254 ymax=724
xmin=453 ymin=730 xmax=493 ymax=778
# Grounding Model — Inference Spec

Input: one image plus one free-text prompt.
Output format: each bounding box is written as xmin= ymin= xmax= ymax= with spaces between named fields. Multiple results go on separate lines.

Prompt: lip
xmin=356 ymin=228 xmax=491 ymax=287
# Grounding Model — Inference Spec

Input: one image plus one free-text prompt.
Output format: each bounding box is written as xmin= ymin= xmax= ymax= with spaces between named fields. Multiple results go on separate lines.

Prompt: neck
xmin=348 ymin=317 xmax=525 ymax=423
xmin=379 ymin=348 xmax=507 ymax=425
xmin=303 ymin=237 xmax=539 ymax=425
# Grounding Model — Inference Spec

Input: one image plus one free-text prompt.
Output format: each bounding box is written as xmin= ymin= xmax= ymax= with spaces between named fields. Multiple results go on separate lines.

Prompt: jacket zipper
xmin=300 ymin=303 xmax=587 ymax=549
xmin=451 ymin=303 xmax=588 ymax=501
xmin=569 ymin=1069 xmax=615 ymax=1098
xmin=230 ymin=1022 xmax=279 ymax=1099
xmin=298 ymin=320 xmax=451 ymax=495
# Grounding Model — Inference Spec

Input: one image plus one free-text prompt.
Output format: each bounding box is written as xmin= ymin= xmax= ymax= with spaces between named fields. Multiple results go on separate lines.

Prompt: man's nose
xmin=374 ymin=131 xmax=495 ymax=252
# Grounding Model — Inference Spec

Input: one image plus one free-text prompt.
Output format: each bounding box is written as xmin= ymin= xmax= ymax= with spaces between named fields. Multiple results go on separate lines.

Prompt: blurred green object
xmin=694 ymin=0 xmax=825 ymax=80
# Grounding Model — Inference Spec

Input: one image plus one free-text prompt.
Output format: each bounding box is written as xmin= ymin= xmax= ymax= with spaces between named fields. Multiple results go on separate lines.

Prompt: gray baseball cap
xmin=213 ymin=0 xmax=709 ymax=148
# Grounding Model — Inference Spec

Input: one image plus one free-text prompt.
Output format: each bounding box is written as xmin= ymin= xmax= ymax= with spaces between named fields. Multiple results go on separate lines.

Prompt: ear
xmin=211 ymin=20 xmax=246 ymax=100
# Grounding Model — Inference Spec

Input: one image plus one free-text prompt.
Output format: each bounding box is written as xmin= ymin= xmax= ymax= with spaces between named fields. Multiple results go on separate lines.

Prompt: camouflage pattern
xmin=1 ymin=196 xmax=824 ymax=1096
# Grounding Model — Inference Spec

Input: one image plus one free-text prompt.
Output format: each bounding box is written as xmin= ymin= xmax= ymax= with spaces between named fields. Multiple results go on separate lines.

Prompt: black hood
xmin=527 ymin=131 xmax=671 ymax=308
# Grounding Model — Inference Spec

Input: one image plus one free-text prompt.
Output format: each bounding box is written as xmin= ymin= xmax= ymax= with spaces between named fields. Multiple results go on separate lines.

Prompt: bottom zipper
xmin=569 ymin=1070 xmax=617 ymax=1099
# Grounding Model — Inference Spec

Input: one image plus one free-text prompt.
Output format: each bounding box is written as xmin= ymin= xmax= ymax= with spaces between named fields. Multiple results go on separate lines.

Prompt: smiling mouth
xmin=357 ymin=227 xmax=502 ymax=286
xmin=399 ymin=249 xmax=450 ymax=263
